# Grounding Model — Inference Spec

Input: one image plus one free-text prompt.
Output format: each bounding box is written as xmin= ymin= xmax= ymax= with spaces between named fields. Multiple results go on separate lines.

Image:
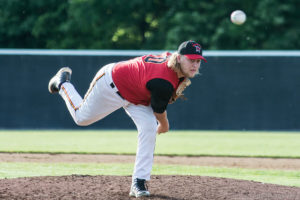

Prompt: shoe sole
xmin=48 ymin=67 xmax=72 ymax=94
xmin=129 ymin=191 xmax=150 ymax=198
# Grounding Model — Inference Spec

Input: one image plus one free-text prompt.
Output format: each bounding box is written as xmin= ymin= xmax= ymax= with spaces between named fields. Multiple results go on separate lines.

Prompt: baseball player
xmin=48 ymin=40 xmax=207 ymax=198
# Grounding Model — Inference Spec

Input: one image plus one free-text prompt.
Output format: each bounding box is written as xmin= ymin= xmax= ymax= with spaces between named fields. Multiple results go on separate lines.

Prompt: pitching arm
xmin=153 ymin=111 xmax=169 ymax=134
xmin=146 ymin=79 xmax=174 ymax=134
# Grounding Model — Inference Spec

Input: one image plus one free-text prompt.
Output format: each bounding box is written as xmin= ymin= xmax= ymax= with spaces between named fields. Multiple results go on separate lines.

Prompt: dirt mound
xmin=1 ymin=175 xmax=299 ymax=200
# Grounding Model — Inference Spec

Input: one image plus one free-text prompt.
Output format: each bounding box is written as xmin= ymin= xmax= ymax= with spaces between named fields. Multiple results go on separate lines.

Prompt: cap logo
xmin=192 ymin=43 xmax=201 ymax=53
xmin=195 ymin=45 xmax=201 ymax=53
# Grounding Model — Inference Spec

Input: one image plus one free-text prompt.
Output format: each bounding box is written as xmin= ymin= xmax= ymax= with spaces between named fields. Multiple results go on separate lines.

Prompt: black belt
xmin=110 ymin=82 xmax=124 ymax=100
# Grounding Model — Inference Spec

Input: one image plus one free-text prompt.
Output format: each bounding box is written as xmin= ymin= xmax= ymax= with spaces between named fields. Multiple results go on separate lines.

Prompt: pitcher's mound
xmin=0 ymin=175 xmax=299 ymax=200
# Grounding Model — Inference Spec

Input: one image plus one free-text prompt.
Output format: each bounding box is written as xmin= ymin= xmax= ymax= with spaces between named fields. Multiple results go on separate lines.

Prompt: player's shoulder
xmin=163 ymin=51 xmax=172 ymax=57
xmin=157 ymin=51 xmax=172 ymax=58
xmin=142 ymin=51 xmax=171 ymax=58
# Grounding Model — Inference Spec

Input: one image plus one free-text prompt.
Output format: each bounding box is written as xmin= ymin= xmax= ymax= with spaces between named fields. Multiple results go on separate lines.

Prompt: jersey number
xmin=144 ymin=56 xmax=167 ymax=64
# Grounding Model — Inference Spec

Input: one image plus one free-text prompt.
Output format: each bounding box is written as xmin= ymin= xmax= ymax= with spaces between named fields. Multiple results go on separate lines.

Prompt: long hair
xmin=167 ymin=52 xmax=181 ymax=74
xmin=167 ymin=52 xmax=191 ymax=103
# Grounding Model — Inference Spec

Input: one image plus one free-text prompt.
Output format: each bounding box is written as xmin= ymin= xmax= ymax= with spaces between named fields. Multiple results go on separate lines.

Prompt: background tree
xmin=0 ymin=0 xmax=299 ymax=50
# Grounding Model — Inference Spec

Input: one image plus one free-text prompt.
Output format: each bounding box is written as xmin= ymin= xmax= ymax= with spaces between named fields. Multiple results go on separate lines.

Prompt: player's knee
xmin=74 ymin=118 xmax=92 ymax=126
xmin=138 ymin=119 xmax=157 ymax=135
xmin=143 ymin=125 xmax=157 ymax=134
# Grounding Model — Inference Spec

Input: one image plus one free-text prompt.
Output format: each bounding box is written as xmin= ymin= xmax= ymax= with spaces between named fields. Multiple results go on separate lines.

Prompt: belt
xmin=110 ymin=82 xmax=124 ymax=100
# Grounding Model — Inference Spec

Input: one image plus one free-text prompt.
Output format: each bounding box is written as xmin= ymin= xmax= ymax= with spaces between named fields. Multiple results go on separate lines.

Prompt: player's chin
xmin=189 ymin=72 xmax=197 ymax=78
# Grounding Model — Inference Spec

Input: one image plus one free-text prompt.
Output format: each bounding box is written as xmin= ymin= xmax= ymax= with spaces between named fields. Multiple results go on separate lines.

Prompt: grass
xmin=0 ymin=130 xmax=138 ymax=154
xmin=0 ymin=162 xmax=299 ymax=187
xmin=1 ymin=130 xmax=300 ymax=158
xmin=0 ymin=130 xmax=300 ymax=187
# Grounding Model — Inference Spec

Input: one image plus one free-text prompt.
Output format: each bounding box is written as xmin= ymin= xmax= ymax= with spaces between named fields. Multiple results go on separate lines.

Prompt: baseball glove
xmin=169 ymin=78 xmax=191 ymax=104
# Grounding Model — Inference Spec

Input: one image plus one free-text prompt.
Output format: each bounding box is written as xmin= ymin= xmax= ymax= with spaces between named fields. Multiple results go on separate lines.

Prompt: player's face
xmin=177 ymin=55 xmax=201 ymax=78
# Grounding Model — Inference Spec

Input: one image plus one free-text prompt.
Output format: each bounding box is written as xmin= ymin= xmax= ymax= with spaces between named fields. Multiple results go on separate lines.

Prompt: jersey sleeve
xmin=146 ymin=78 xmax=174 ymax=113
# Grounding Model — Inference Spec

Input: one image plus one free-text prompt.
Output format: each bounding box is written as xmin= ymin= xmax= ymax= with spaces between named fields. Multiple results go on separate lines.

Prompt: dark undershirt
xmin=146 ymin=78 xmax=184 ymax=113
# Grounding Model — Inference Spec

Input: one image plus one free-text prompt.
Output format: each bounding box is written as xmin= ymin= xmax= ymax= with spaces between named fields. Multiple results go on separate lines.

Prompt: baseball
xmin=230 ymin=10 xmax=246 ymax=25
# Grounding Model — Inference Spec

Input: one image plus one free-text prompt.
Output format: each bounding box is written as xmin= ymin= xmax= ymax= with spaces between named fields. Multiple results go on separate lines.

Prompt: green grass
xmin=1 ymin=130 xmax=300 ymax=158
xmin=0 ymin=130 xmax=138 ymax=154
xmin=1 ymin=130 xmax=300 ymax=187
xmin=0 ymin=162 xmax=299 ymax=187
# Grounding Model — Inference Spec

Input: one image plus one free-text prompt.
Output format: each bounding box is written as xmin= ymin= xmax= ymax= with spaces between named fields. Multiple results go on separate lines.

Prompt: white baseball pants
xmin=59 ymin=63 xmax=157 ymax=180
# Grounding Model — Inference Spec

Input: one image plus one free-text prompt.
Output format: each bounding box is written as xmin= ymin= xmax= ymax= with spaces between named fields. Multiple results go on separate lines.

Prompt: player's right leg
xmin=48 ymin=63 xmax=129 ymax=126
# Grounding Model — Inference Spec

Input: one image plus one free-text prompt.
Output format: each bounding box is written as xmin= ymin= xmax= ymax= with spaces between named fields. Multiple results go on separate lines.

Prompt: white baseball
xmin=230 ymin=10 xmax=246 ymax=25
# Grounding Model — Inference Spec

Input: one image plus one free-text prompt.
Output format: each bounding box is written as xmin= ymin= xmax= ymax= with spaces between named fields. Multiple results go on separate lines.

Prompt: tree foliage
xmin=0 ymin=0 xmax=299 ymax=50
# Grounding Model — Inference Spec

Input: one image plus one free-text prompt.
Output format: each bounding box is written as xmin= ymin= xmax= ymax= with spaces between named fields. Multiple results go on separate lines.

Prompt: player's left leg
xmin=49 ymin=63 xmax=129 ymax=126
xmin=124 ymin=104 xmax=157 ymax=197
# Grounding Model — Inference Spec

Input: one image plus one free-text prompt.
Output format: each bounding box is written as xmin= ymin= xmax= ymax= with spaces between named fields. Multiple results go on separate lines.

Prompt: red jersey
xmin=112 ymin=52 xmax=180 ymax=105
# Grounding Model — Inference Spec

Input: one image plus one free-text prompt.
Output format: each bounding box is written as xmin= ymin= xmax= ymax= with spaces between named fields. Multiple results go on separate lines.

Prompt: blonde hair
xmin=167 ymin=52 xmax=192 ymax=103
xmin=167 ymin=52 xmax=181 ymax=74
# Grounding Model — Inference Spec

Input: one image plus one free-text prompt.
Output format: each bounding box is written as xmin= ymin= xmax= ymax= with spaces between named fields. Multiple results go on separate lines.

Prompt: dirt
xmin=1 ymin=153 xmax=300 ymax=200
xmin=1 ymin=175 xmax=300 ymax=200
xmin=1 ymin=153 xmax=300 ymax=170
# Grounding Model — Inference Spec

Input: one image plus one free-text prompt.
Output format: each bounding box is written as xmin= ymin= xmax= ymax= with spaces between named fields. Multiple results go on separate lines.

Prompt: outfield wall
xmin=1 ymin=50 xmax=300 ymax=130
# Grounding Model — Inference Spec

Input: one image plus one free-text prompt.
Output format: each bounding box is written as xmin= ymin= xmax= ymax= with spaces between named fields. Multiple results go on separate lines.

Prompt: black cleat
xmin=129 ymin=178 xmax=150 ymax=198
xmin=48 ymin=67 xmax=72 ymax=94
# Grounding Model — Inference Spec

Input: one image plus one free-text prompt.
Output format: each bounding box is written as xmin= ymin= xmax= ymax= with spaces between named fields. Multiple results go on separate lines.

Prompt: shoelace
xmin=135 ymin=179 xmax=148 ymax=191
